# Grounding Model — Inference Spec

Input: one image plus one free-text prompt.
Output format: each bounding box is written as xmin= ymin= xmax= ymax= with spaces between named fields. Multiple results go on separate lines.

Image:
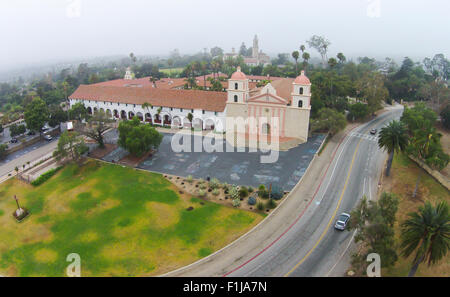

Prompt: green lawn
xmin=381 ymin=153 xmax=450 ymax=277
xmin=160 ymin=68 xmax=184 ymax=76
xmin=0 ymin=160 xmax=263 ymax=276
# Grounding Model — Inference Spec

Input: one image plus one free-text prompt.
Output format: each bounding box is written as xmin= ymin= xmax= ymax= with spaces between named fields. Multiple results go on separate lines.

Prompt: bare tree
xmin=306 ymin=35 xmax=331 ymax=68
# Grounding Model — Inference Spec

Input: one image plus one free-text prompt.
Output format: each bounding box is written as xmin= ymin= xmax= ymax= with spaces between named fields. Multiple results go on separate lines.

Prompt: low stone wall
xmin=409 ymin=155 xmax=450 ymax=191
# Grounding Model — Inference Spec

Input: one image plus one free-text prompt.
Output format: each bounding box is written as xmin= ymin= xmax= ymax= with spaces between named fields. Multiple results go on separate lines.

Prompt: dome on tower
xmin=231 ymin=66 xmax=247 ymax=80
xmin=294 ymin=70 xmax=311 ymax=85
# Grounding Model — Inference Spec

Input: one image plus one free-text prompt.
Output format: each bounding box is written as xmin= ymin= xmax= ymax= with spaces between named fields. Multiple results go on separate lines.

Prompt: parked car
xmin=334 ymin=213 xmax=351 ymax=231
xmin=27 ymin=130 xmax=36 ymax=136
xmin=41 ymin=125 xmax=50 ymax=132
xmin=370 ymin=129 xmax=377 ymax=135
xmin=10 ymin=138 xmax=18 ymax=144
xmin=43 ymin=134 xmax=53 ymax=141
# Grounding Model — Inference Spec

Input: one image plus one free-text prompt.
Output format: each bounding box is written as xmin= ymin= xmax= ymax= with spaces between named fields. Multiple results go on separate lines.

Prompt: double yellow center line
xmin=284 ymin=132 xmax=365 ymax=276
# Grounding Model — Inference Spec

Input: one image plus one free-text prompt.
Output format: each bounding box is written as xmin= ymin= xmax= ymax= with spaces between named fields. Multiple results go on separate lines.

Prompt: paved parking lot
xmin=138 ymin=133 xmax=325 ymax=191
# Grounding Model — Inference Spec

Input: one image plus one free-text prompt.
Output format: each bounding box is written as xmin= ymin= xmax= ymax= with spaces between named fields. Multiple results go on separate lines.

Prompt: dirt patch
xmin=89 ymin=143 xmax=118 ymax=159
xmin=119 ymin=150 xmax=155 ymax=167
xmin=437 ymin=127 xmax=449 ymax=177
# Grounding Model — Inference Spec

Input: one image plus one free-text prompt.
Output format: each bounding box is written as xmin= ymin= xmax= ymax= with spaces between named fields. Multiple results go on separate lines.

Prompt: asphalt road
xmin=226 ymin=106 xmax=404 ymax=277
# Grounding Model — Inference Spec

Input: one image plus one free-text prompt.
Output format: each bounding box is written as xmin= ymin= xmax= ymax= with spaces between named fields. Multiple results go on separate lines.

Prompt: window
xmin=299 ymin=87 xmax=304 ymax=95
xmin=215 ymin=112 xmax=218 ymax=116
xmin=234 ymin=95 xmax=238 ymax=103
xmin=191 ymin=109 xmax=194 ymax=113
xmin=202 ymin=110 xmax=205 ymax=114
xmin=235 ymin=83 xmax=238 ymax=90
xmin=298 ymin=100 xmax=303 ymax=108
xmin=180 ymin=108 xmax=183 ymax=112
xmin=170 ymin=108 xmax=173 ymax=111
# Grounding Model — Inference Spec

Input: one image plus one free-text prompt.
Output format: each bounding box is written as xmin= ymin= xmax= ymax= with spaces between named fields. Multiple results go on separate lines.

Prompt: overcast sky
xmin=0 ymin=0 xmax=449 ymax=71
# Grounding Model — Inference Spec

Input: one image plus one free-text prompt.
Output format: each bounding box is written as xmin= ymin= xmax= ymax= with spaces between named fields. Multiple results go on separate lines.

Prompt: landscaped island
xmin=0 ymin=160 xmax=263 ymax=276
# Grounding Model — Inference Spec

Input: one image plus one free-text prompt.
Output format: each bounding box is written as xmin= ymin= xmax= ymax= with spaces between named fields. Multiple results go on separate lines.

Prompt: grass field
xmin=0 ymin=160 xmax=263 ymax=276
xmin=381 ymin=153 xmax=450 ymax=277
xmin=160 ymin=68 xmax=183 ymax=76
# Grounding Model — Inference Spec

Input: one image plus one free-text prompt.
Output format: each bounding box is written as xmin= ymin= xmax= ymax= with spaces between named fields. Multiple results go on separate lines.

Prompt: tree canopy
xmin=118 ymin=117 xmax=163 ymax=157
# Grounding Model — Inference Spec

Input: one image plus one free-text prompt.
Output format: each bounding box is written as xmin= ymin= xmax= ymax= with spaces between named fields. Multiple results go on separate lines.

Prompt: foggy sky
xmin=1 ymin=0 xmax=449 ymax=71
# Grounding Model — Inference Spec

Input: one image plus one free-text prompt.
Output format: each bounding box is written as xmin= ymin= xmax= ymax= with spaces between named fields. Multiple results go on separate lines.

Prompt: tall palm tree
xmin=302 ymin=52 xmax=310 ymax=70
xmin=400 ymin=201 xmax=450 ymax=277
xmin=292 ymin=51 xmax=300 ymax=75
xmin=378 ymin=120 xmax=409 ymax=176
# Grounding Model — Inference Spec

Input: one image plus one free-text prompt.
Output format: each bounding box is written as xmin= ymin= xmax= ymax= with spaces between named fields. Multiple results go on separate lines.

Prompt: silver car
xmin=334 ymin=213 xmax=350 ymax=230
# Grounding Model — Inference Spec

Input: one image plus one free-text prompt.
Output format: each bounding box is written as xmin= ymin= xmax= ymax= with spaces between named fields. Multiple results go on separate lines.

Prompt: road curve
xmin=164 ymin=106 xmax=403 ymax=277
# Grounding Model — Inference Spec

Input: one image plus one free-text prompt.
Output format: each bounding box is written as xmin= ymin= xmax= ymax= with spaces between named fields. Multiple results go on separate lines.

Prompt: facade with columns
xmin=225 ymin=67 xmax=311 ymax=145
xmin=69 ymin=67 xmax=312 ymax=147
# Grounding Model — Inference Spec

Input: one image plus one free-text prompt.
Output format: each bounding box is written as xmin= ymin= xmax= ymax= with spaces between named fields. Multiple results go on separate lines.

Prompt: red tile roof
xmin=69 ymin=85 xmax=227 ymax=112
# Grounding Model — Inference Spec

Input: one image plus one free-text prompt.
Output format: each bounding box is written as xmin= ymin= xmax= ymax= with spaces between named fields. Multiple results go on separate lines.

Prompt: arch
xmin=205 ymin=118 xmax=215 ymax=131
xmin=105 ymin=109 xmax=112 ymax=118
xmin=99 ymin=108 xmax=105 ymax=114
xmin=262 ymin=123 xmax=271 ymax=135
xmin=163 ymin=114 xmax=172 ymax=126
xmin=113 ymin=110 xmax=119 ymax=119
xmin=154 ymin=114 xmax=162 ymax=124
xmin=234 ymin=83 xmax=238 ymax=90
xmin=298 ymin=100 xmax=303 ymax=108
xmin=193 ymin=118 xmax=203 ymax=130
xmin=172 ymin=116 xmax=182 ymax=127
xmin=93 ymin=107 xmax=98 ymax=114
xmin=136 ymin=112 xmax=144 ymax=122
xmin=234 ymin=95 xmax=238 ymax=103
xmin=87 ymin=107 xmax=93 ymax=115
xmin=299 ymin=87 xmax=304 ymax=95
xmin=183 ymin=117 xmax=192 ymax=128
xmin=128 ymin=111 xmax=135 ymax=119
xmin=145 ymin=113 xmax=152 ymax=123
xmin=120 ymin=110 xmax=127 ymax=119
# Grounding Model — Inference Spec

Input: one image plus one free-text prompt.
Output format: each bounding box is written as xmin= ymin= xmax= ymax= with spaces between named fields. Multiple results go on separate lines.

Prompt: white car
xmin=334 ymin=213 xmax=351 ymax=231
xmin=43 ymin=134 xmax=53 ymax=141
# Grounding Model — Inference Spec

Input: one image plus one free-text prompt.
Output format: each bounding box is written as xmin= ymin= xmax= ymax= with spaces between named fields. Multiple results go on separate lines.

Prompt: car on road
xmin=370 ymin=128 xmax=377 ymax=135
xmin=43 ymin=134 xmax=53 ymax=141
xmin=334 ymin=213 xmax=350 ymax=231
xmin=10 ymin=138 xmax=18 ymax=144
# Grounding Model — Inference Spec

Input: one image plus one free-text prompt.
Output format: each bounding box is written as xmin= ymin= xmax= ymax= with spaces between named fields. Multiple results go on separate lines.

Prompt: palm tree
xmin=292 ymin=51 xmax=300 ymax=75
xmin=201 ymin=61 xmax=208 ymax=89
xmin=337 ymin=52 xmax=346 ymax=64
xmin=378 ymin=120 xmax=409 ymax=176
xmin=300 ymin=44 xmax=306 ymax=53
xmin=302 ymin=52 xmax=310 ymax=70
xmin=400 ymin=201 xmax=450 ymax=277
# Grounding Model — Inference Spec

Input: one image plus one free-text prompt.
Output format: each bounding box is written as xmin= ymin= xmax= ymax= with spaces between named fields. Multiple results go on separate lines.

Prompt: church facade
xmin=69 ymin=67 xmax=311 ymax=149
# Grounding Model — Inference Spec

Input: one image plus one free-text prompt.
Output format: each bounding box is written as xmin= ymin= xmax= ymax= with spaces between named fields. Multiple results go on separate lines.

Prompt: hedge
xmin=31 ymin=166 xmax=62 ymax=186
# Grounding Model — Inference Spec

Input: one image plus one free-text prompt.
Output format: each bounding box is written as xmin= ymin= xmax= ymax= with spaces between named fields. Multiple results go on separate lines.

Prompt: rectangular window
xmin=202 ymin=110 xmax=205 ymax=114
xmin=180 ymin=108 xmax=183 ymax=112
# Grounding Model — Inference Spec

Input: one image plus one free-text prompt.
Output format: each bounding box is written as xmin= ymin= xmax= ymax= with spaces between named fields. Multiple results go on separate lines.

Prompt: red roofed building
xmin=69 ymin=67 xmax=312 ymax=147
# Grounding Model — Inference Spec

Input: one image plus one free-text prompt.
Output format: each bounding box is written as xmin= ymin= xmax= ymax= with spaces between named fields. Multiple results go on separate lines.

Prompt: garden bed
xmin=164 ymin=174 xmax=288 ymax=214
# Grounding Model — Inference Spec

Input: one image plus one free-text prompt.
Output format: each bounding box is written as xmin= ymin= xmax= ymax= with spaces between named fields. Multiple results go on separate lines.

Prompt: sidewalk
xmin=163 ymin=123 xmax=358 ymax=276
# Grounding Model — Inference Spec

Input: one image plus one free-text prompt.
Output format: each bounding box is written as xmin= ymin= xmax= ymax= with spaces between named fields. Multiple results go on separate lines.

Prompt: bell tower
xmin=252 ymin=35 xmax=259 ymax=59
xmin=227 ymin=66 xmax=249 ymax=104
xmin=292 ymin=71 xmax=311 ymax=109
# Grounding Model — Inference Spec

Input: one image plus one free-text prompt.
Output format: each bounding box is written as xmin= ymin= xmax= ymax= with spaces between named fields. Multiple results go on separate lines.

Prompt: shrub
xmin=271 ymin=184 xmax=284 ymax=200
xmin=212 ymin=189 xmax=220 ymax=196
xmin=198 ymin=189 xmax=206 ymax=197
xmin=248 ymin=186 xmax=254 ymax=193
xmin=229 ymin=186 xmax=240 ymax=200
xmin=31 ymin=167 xmax=63 ymax=186
xmin=199 ymin=183 xmax=207 ymax=190
xmin=239 ymin=187 xmax=249 ymax=198
xmin=248 ymin=196 xmax=257 ymax=206
xmin=256 ymin=202 xmax=264 ymax=211
xmin=186 ymin=175 xmax=193 ymax=184
xmin=209 ymin=178 xmax=220 ymax=189
xmin=232 ymin=199 xmax=241 ymax=207
xmin=266 ymin=199 xmax=277 ymax=209
xmin=258 ymin=184 xmax=268 ymax=198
